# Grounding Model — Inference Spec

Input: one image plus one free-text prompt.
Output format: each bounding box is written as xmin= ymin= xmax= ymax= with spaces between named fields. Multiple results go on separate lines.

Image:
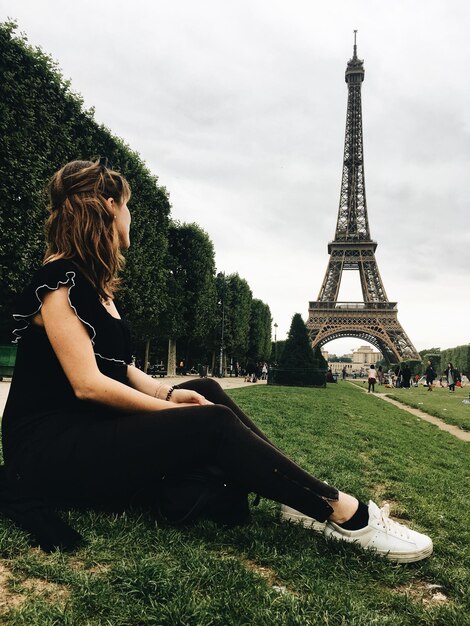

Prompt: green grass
xmin=384 ymin=385 xmax=470 ymax=432
xmin=1 ymin=384 xmax=469 ymax=625
xmin=350 ymin=379 xmax=470 ymax=431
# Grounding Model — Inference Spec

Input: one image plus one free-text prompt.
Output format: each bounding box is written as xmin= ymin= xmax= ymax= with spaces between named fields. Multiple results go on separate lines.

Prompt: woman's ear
xmin=105 ymin=198 xmax=117 ymax=218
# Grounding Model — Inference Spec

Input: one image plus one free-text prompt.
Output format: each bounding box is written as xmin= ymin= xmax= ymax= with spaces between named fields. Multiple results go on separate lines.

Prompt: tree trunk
xmin=168 ymin=338 xmax=177 ymax=376
xmin=143 ymin=338 xmax=150 ymax=374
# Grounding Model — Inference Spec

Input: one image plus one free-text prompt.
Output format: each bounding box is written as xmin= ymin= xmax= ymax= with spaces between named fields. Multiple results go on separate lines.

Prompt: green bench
xmin=0 ymin=345 xmax=17 ymax=380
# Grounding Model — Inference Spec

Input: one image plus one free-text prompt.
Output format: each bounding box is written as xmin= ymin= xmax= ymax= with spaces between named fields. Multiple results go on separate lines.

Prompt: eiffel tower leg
xmin=317 ymin=256 xmax=343 ymax=302
xmin=358 ymin=253 xmax=388 ymax=303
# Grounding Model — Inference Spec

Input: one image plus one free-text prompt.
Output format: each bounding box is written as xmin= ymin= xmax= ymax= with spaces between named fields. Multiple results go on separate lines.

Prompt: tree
xmin=208 ymin=272 xmax=259 ymax=374
xmin=248 ymin=299 xmax=272 ymax=363
xmin=164 ymin=222 xmax=217 ymax=374
xmin=273 ymin=314 xmax=326 ymax=387
xmin=440 ymin=344 xmax=470 ymax=376
xmin=218 ymin=273 xmax=252 ymax=368
xmin=419 ymin=348 xmax=441 ymax=359
xmin=0 ymin=22 xmax=170 ymax=351
xmin=271 ymin=339 xmax=286 ymax=364
xmin=314 ymin=345 xmax=328 ymax=371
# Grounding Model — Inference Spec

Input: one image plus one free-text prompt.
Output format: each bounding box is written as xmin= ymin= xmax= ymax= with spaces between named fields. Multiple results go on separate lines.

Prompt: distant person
xmin=326 ymin=368 xmax=335 ymax=383
xmin=425 ymin=360 xmax=436 ymax=391
xmin=261 ymin=362 xmax=268 ymax=380
xmin=198 ymin=364 xmax=207 ymax=378
xmin=401 ymin=365 xmax=412 ymax=389
xmin=342 ymin=366 xmax=347 ymax=380
xmin=394 ymin=365 xmax=402 ymax=388
xmin=445 ymin=362 xmax=459 ymax=392
xmin=244 ymin=359 xmax=257 ymax=382
xmin=367 ymin=365 xmax=377 ymax=393
xmin=377 ymin=365 xmax=384 ymax=385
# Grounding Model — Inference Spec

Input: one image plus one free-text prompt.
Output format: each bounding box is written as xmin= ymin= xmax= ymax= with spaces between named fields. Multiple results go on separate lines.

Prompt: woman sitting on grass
xmin=1 ymin=160 xmax=433 ymax=563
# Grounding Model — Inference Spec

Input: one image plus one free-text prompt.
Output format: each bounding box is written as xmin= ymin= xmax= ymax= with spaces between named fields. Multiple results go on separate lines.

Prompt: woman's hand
xmin=126 ymin=367 xmax=212 ymax=407
xmin=171 ymin=389 xmax=213 ymax=405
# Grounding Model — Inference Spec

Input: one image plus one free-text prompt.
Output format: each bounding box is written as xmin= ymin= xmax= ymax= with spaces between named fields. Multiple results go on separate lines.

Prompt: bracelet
xmin=153 ymin=383 xmax=163 ymax=399
xmin=165 ymin=385 xmax=175 ymax=401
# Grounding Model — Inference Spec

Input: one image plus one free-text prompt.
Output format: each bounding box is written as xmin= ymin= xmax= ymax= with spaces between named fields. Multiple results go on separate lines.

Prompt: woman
xmin=2 ymin=160 xmax=432 ymax=563
xmin=445 ymin=362 xmax=459 ymax=392
xmin=367 ymin=364 xmax=377 ymax=393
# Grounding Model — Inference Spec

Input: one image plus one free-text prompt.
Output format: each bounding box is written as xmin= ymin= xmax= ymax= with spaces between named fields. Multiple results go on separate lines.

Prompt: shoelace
xmin=376 ymin=503 xmax=413 ymax=540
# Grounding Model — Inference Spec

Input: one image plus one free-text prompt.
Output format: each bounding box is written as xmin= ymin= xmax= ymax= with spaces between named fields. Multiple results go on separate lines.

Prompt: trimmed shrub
xmin=270 ymin=314 xmax=326 ymax=387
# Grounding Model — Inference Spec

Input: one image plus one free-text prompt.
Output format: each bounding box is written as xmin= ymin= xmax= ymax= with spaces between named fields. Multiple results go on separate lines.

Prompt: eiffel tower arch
xmin=307 ymin=33 xmax=419 ymax=364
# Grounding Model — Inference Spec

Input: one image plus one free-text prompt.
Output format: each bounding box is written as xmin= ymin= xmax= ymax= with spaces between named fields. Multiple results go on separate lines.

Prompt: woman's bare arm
xmin=126 ymin=365 xmax=210 ymax=405
xmin=40 ymin=286 xmax=201 ymax=412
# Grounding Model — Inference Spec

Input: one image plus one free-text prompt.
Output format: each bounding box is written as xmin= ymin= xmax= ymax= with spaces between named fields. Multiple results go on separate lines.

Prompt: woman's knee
xmin=203 ymin=404 xmax=242 ymax=433
xmin=184 ymin=377 xmax=223 ymax=400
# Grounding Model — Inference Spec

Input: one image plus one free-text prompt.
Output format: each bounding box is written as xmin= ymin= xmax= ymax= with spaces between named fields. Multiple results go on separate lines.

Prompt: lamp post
xmin=274 ymin=322 xmax=278 ymax=364
xmin=219 ymin=300 xmax=225 ymax=377
xmin=218 ymin=272 xmax=225 ymax=377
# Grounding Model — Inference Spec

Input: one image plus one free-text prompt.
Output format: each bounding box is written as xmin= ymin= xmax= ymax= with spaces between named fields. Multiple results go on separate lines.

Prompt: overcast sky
xmin=2 ymin=0 xmax=469 ymax=356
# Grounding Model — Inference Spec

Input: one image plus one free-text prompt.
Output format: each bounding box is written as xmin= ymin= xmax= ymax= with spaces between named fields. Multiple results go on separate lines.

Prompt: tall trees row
xmin=0 ymin=22 xmax=271 ymax=369
xmin=419 ymin=346 xmax=470 ymax=376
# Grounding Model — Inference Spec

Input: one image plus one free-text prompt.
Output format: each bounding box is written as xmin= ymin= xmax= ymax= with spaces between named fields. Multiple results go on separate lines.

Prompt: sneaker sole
xmin=384 ymin=543 xmax=433 ymax=563
xmin=280 ymin=505 xmax=326 ymax=533
xmin=325 ymin=529 xmax=434 ymax=563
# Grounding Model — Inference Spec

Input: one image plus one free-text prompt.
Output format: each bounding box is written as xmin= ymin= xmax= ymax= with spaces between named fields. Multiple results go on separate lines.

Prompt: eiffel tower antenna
xmin=306 ymin=37 xmax=419 ymax=363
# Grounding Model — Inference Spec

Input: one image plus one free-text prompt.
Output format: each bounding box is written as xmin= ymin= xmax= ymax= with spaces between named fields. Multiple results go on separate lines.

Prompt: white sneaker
xmin=280 ymin=505 xmax=327 ymax=532
xmin=324 ymin=501 xmax=433 ymax=563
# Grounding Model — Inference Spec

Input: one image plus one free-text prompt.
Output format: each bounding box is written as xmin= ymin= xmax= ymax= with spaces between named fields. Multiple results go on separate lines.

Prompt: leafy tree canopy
xmin=164 ymin=222 xmax=217 ymax=341
xmin=248 ymin=299 xmax=272 ymax=363
xmin=0 ymin=21 xmax=170 ymax=342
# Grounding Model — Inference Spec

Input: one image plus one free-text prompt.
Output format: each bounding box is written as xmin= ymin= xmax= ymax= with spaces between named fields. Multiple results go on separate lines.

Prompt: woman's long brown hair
xmin=44 ymin=160 xmax=131 ymax=301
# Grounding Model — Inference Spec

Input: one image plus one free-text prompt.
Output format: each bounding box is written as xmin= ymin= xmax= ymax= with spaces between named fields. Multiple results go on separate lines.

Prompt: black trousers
xmin=14 ymin=379 xmax=338 ymax=522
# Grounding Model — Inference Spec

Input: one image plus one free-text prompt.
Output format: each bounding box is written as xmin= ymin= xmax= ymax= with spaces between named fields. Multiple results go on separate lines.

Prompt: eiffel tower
xmin=307 ymin=33 xmax=419 ymax=363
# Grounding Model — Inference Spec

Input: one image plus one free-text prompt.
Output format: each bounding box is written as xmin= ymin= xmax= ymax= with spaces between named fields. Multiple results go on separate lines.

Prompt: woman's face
xmin=112 ymin=198 xmax=131 ymax=249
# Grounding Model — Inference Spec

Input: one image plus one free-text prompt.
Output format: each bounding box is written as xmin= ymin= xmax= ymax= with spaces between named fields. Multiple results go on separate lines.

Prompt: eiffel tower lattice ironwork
xmin=307 ymin=33 xmax=419 ymax=363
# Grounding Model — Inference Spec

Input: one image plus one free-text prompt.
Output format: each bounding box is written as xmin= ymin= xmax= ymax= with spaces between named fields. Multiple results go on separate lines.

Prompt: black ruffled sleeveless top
xmin=2 ymin=259 xmax=132 ymax=462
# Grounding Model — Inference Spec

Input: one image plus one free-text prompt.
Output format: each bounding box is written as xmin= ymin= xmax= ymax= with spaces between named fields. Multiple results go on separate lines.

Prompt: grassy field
xmin=384 ymin=385 xmax=470 ymax=432
xmin=350 ymin=379 xmax=470 ymax=432
xmin=0 ymin=383 xmax=469 ymax=625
